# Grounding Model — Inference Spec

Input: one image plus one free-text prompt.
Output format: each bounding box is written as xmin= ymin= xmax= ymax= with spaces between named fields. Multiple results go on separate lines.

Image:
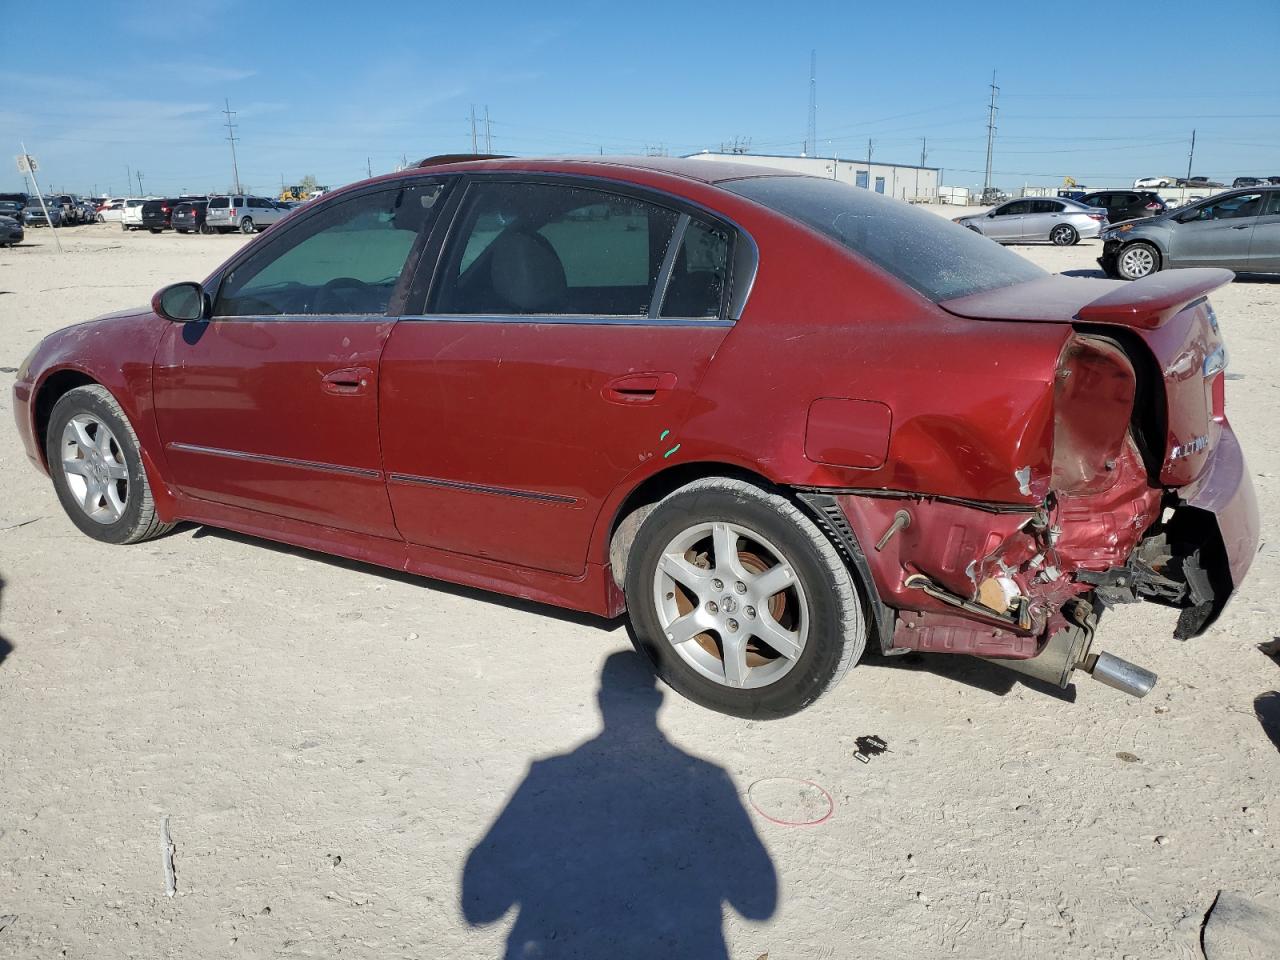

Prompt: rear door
xmin=1247 ymin=191 xmax=1280 ymax=271
xmin=1169 ymin=192 xmax=1263 ymax=267
xmin=378 ymin=176 xmax=740 ymax=575
xmin=152 ymin=179 xmax=446 ymax=536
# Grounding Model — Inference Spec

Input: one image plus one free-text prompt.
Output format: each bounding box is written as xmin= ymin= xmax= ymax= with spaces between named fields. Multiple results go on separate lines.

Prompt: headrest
xmin=489 ymin=231 xmax=567 ymax=312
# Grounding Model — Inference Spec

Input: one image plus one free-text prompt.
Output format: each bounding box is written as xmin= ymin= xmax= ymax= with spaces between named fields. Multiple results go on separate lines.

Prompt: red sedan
xmin=13 ymin=156 xmax=1259 ymax=718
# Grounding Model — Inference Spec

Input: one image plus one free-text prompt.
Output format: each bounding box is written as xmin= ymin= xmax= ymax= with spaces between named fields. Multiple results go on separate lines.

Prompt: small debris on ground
xmin=854 ymin=735 xmax=890 ymax=763
xmin=1116 ymin=751 xmax=1140 ymax=763
xmin=0 ymin=915 xmax=16 ymax=934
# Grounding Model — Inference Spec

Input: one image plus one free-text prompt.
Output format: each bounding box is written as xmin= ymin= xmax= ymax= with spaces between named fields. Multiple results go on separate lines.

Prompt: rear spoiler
xmin=940 ymin=268 xmax=1234 ymax=330
xmin=1076 ymin=268 xmax=1234 ymax=330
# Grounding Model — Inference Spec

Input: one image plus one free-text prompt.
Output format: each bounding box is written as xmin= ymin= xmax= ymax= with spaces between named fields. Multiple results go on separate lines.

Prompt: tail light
xmin=161 ymin=206 xmax=169 ymax=213
xmin=1052 ymin=336 xmax=1137 ymax=495
xmin=1088 ymin=214 xmax=1105 ymax=221
xmin=1145 ymin=202 xmax=1162 ymax=210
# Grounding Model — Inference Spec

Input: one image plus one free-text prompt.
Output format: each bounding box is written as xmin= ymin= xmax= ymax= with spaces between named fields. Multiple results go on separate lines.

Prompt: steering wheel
xmin=313 ymin=276 xmax=372 ymax=313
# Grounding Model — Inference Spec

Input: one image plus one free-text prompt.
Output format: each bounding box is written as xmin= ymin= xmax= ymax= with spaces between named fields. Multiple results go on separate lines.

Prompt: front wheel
xmin=1117 ymin=241 xmax=1160 ymax=280
xmin=1050 ymin=223 xmax=1078 ymax=246
xmin=45 ymin=385 xmax=174 ymax=545
xmin=239 ymin=217 xmax=255 ymax=234
xmin=624 ymin=478 xmax=866 ymax=719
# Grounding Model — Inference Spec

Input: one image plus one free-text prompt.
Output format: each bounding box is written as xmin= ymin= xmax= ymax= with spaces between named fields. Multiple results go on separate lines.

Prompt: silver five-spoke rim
xmin=61 ymin=414 xmax=129 ymax=524
xmin=652 ymin=521 xmax=808 ymax=689
xmin=1121 ymin=246 xmax=1154 ymax=277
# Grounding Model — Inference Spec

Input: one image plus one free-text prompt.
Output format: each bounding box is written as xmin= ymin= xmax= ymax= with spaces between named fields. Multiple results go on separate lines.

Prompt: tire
xmin=1050 ymin=223 xmax=1077 ymax=246
xmin=239 ymin=217 xmax=255 ymax=234
xmin=176 ymin=229 xmax=188 ymax=234
xmin=96 ymin=214 xmax=104 ymax=223
xmin=1116 ymin=241 xmax=1160 ymax=280
xmin=199 ymin=223 xmax=214 ymax=235
xmin=45 ymin=385 xmax=174 ymax=545
xmin=624 ymin=478 xmax=866 ymax=719
xmin=121 ymin=222 xmax=128 ymax=231
xmin=149 ymin=228 xmax=162 ymax=234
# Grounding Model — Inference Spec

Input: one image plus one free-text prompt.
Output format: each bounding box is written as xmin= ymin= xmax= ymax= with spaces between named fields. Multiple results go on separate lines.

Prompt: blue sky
xmin=4 ymin=0 xmax=1278 ymax=196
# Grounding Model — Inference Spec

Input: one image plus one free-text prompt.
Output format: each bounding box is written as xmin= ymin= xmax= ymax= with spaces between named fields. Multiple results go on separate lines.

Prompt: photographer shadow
xmin=461 ymin=651 xmax=777 ymax=959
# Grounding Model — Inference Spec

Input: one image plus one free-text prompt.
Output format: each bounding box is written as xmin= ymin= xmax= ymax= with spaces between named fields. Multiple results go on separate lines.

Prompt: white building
xmin=685 ymin=152 xmax=940 ymax=202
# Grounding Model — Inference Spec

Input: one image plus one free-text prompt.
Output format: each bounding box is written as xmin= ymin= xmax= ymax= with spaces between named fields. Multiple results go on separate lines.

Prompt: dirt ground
xmin=1 ymin=220 xmax=1277 ymax=959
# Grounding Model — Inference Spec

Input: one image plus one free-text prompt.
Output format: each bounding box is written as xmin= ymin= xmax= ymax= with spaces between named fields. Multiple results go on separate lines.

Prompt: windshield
xmin=722 ymin=176 xmax=1045 ymax=302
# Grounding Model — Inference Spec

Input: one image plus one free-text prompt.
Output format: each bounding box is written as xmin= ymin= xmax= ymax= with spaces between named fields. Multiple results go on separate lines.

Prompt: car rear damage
xmin=823 ymin=268 xmax=1258 ymax=697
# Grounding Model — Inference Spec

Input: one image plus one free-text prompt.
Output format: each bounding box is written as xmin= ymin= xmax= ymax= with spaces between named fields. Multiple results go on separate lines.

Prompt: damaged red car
xmin=13 ymin=157 xmax=1259 ymax=718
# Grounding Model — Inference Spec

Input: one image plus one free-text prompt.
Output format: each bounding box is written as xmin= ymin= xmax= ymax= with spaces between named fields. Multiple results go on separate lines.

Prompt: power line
xmin=223 ymin=98 xmax=242 ymax=194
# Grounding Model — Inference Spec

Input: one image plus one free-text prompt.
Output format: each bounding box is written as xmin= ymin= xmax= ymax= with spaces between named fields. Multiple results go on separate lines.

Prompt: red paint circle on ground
xmin=746 ymin=777 xmax=835 ymax=827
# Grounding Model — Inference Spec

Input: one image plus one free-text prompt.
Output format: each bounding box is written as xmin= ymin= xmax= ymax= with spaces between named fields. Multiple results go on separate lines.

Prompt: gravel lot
xmin=1 ymin=221 xmax=1277 ymax=958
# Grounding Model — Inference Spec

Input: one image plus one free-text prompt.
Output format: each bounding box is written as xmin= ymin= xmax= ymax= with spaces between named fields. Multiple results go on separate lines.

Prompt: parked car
xmin=77 ymin=198 xmax=98 ymax=223
xmin=172 ymin=200 xmax=210 ymax=234
xmin=1134 ymin=177 xmax=1175 ymax=189
xmin=1268 ymin=177 xmax=1280 ymax=186
xmin=121 ymin=198 xmax=150 ymax=231
xmin=0 ymin=213 xmax=23 ymax=246
xmin=1232 ymin=177 xmax=1264 ymax=188
xmin=0 ymin=198 xmax=26 ymax=222
xmin=205 ymin=195 xmax=286 ymax=234
xmin=139 ymin=198 xmax=180 ymax=233
xmin=97 ymin=198 xmax=126 ymax=223
xmin=52 ymin=195 xmax=79 ymax=224
xmin=1079 ymin=190 xmax=1167 ymax=224
xmin=12 ymin=157 xmax=1258 ymax=718
xmin=23 ymin=201 xmax=62 ymax=227
xmin=1178 ymin=176 xmax=1224 ymax=189
xmin=1099 ymin=186 xmax=1280 ymax=280
xmin=953 ymin=196 xmax=1108 ymax=244
xmin=1056 ymin=189 xmax=1087 ymax=202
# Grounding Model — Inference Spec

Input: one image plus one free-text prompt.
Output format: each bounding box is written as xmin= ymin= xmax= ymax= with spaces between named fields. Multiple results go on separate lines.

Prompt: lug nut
xmin=745 ymin=606 xmax=756 ymax=619
xmin=726 ymin=618 xmax=739 ymax=632
xmin=705 ymin=600 xmax=719 ymax=615
xmin=712 ymin=578 xmax=724 ymax=591
xmin=734 ymin=581 xmax=746 ymax=594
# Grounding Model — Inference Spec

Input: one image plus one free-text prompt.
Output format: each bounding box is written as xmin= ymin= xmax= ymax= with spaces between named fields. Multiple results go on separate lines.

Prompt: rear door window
xmin=659 ymin=217 xmax=731 ymax=319
xmin=433 ymin=180 xmax=679 ymax=316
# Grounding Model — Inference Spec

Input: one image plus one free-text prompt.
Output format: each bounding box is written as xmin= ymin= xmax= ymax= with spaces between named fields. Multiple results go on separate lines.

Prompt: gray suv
xmin=205 ymin=195 xmax=286 ymax=234
xmin=1100 ymin=187 xmax=1280 ymax=279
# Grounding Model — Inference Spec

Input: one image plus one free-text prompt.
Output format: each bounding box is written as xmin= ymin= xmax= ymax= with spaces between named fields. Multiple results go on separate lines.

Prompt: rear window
xmin=209 ymin=197 xmax=230 ymax=208
xmin=723 ymin=176 xmax=1045 ymax=301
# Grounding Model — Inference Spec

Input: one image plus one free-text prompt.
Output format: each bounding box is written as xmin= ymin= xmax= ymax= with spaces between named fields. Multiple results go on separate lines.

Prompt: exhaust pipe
xmin=1082 ymin=651 xmax=1158 ymax=698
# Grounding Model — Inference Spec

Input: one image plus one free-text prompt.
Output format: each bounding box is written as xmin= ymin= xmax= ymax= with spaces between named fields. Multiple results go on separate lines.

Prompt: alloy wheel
xmin=651 ymin=521 xmax=808 ymax=689
xmin=1120 ymin=245 xmax=1156 ymax=278
xmin=60 ymin=414 xmax=129 ymax=523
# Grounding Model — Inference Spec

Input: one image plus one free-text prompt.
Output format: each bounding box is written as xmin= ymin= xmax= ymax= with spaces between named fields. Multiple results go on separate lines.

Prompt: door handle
xmin=322 ymin=366 xmax=372 ymax=396
xmin=602 ymin=372 xmax=677 ymax=404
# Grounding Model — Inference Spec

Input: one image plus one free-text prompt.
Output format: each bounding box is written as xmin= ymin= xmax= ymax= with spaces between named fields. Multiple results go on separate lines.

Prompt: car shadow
xmin=1062 ymin=268 xmax=1108 ymax=279
xmin=186 ymin=524 xmax=620 ymax=631
xmin=1255 ymin=692 xmax=1280 ymax=753
xmin=0 ymin=576 xmax=13 ymax=669
xmin=460 ymin=650 xmax=777 ymax=959
xmin=863 ymin=648 xmax=1077 ymax=702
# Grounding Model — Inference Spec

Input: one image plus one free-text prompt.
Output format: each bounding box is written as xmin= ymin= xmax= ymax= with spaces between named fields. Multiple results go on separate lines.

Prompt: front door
xmin=1169 ymin=192 xmax=1263 ymax=267
xmin=379 ymin=177 xmax=738 ymax=575
xmin=984 ymin=200 xmax=1028 ymax=240
xmin=153 ymin=180 xmax=445 ymax=537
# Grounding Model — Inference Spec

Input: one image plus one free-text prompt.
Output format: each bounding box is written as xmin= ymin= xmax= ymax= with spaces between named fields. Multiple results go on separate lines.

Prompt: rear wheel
xmin=45 ymin=385 xmax=173 ymax=545
xmin=149 ymin=228 xmax=162 ymax=234
xmin=624 ymin=478 xmax=865 ymax=719
xmin=1117 ymin=241 xmax=1160 ymax=280
xmin=199 ymin=223 xmax=214 ymax=235
xmin=239 ymin=217 xmax=255 ymax=234
xmin=96 ymin=214 xmax=104 ymax=223
xmin=1050 ymin=223 xmax=1077 ymax=246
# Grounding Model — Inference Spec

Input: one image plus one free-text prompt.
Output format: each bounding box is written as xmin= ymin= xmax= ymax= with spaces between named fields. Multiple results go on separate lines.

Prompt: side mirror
xmin=153 ymin=281 xmax=209 ymax=322
xmin=987 ymin=211 xmax=997 ymax=218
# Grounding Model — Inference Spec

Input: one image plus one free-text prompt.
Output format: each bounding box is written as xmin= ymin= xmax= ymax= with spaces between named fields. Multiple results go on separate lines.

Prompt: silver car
xmin=953 ymin=197 xmax=1109 ymax=245
xmin=1099 ymin=187 xmax=1280 ymax=280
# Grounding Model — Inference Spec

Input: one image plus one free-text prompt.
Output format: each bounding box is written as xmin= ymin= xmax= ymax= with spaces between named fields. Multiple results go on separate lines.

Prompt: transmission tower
xmin=223 ymin=98 xmax=242 ymax=195
xmin=983 ymin=71 xmax=999 ymax=198
xmin=805 ymin=50 xmax=817 ymax=156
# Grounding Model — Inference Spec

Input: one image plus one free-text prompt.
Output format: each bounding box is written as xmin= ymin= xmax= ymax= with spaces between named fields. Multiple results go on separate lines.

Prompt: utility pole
xmin=223 ymin=98 xmax=242 ymax=195
xmin=1186 ymin=128 xmax=1196 ymax=184
xmin=484 ymin=105 xmax=492 ymax=153
xmin=866 ymin=138 xmax=873 ymax=186
xmin=983 ymin=70 xmax=999 ymax=200
xmin=805 ymin=49 xmax=817 ymax=156
xmin=367 ymin=157 xmax=372 ymax=178
xmin=916 ymin=137 xmax=927 ymax=199
xmin=136 ymin=170 xmax=145 ymax=195
xmin=126 ymin=165 xmax=132 ymax=196
xmin=470 ymin=105 xmax=478 ymax=153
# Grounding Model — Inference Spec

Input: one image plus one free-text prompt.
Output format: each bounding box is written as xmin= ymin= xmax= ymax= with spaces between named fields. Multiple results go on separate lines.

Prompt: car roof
xmin=410 ymin=154 xmax=807 ymax=185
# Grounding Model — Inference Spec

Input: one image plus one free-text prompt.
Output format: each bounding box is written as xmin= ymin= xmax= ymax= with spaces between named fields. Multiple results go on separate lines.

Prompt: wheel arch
xmin=599 ymin=460 xmax=890 ymax=649
xmin=33 ymin=368 xmax=100 ymax=468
